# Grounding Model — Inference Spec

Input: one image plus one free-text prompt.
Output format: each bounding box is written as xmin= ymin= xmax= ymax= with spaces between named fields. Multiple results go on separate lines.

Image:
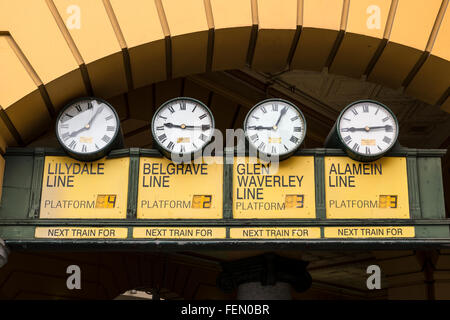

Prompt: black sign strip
xmin=126 ymin=148 xmax=140 ymax=219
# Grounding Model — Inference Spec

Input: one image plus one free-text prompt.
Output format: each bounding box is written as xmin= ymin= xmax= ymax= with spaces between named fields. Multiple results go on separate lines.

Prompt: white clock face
xmin=152 ymin=98 xmax=215 ymax=155
xmin=338 ymin=101 xmax=398 ymax=156
xmin=56 ymin=99 xmax=119 ymax=155
xmin=244 ymin=99 xmax=306 ymax=156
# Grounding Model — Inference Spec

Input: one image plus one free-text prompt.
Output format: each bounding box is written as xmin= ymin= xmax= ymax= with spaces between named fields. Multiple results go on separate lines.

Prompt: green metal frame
xmin=0 ymin=147 xmax=447 ymax=250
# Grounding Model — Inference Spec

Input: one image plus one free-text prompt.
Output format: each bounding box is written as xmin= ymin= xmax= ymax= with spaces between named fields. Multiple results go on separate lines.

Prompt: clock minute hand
xmin=87 ymin=105 xmax=104 ymax=127
xmin=248 ymin=125 xmax=273 ymax=130
xmin=275 ymin=106 xmax=288 ymax=127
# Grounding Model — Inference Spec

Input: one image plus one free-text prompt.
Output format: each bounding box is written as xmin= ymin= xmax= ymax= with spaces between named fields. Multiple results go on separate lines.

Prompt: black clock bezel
xmin=243 ymin=98 xmax=307 ymax=161
xmin=55 ymin=97 xmax=121 ymax=162
xmin=151 ymin=97 xmax=216 ymax=161
xmin=336 ymin=99 xmax=399 ymax=162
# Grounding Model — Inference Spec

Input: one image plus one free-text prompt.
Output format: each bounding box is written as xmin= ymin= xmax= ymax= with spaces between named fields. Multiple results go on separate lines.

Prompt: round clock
xmin=337 ymin=100 xmax=399 ymax=161
xmin=244 ymin=98 xmax=307 ymax=160
xmin=151 ymin=97 xmax=215 ymax=160
xmin=56 ymin=97 xmax=122 ymax=161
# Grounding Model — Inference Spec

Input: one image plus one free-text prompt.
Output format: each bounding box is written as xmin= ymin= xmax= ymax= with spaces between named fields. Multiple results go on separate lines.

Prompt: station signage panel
xmin=40 ymin=156 xmax=129 ymax=219
xmin=233 ymin=156 xmax=316 ymax=219
xmin=137 ymin=157 xmax=223 ymax=219
xmin=325 ymin=157 xmax=410 ymax=219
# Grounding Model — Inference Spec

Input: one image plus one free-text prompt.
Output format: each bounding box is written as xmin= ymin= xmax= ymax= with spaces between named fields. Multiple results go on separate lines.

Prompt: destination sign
xmin=40 ymin=156 xmax=129 ymax=219
xmin=229 ymin=227 xmax=321 ymax=239
xmin=133 ymin=227 xmax=226 ymax=239
xmin=233 ymin=156 xmax=315 ymax=219
xmin=137 ymin=157 xmax=223 ymax=219
xmin=325 ymin=157 xmax=410 ymax=219
xmin=35 ymin=227 xmax=128 ymax=239
xmin=324 ymin=226 xmax=415 ymax=238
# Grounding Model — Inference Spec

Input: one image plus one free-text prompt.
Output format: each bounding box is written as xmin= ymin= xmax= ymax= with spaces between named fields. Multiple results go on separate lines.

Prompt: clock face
xmin=244 ymin=99 xmax=306 ymax=158
xmin=151 ymin=97 xmax=215 ymax=157
xmin=56 ymin=98 xmax=120 ymax=159
xmin=337 ymin=100 xmax=399 ymax=157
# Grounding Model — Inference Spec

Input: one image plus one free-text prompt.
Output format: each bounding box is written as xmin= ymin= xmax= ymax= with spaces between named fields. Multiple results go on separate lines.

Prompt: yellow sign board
xmin=325 ymin=157 xmax=410 ymax=219
xmin=40 ymin=156 xmax=129 ymax=219
xmin=35 ymin=227 xmax=128 ymax=239
xmin=324 ymin=226 xmax=415 ymax=238
xmin=233 ymin=156 xmax=316 ymax=218
xmin=230 ymin=227 xmax=321 ymax=239
xmin=137 ymin=157 xmax=223 ymax=219
xmin=133 ymin=227 xmax=226 ymax=239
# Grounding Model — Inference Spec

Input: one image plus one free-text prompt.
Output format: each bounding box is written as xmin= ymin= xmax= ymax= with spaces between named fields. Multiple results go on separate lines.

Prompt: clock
xmin=55 ymin=97 xmax=123 ymax=161
xmin=151 ymin=97 xmax=215 ymax=160
xmin=336 ymin=100 xmax=399 ymax=161
xmin=244 ymin=98 xmax=307 ymax=160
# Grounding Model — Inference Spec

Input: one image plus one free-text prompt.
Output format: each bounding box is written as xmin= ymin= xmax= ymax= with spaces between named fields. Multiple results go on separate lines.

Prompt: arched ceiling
xmin=0 ymin=0 xmax=449 ymax=152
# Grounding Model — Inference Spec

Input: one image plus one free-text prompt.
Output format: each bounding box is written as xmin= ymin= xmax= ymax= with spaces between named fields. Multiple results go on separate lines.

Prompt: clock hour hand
xmin=341 ymin=125 xmax=393 ymax=132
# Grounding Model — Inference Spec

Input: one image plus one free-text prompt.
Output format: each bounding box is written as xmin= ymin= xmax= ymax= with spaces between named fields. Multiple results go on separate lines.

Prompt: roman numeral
xmin=258 ymin=142 xmax=266 ymax=151
xmin=87 ymin=102 xmax=93 ymax=109
xmin=167 ymin=141 xmax=175 ymax=150
xmin=168 ymin=105 xmax=175 ymax=113
xmin=375 ymin=108 xmax=380 ymax=115
xmin=65 ymin=113 xmax=74 ymax=119
xmin=272 ymin=104 xmax=278 ymax=111
xmin=365 ymin=147 xmax=371 ymax=154
xmin=284 ymin=144 xmax=289 ymax=151
xmin=61 ymin=132 xmax=70 ymax=141
xmin=352 ymin=143 xmax=360 ymax=152
xmin=252 ymin=116 xmax=259 ymax=120
xmin=290 ymin=136 xmax=299 ymax=144
xmin=383 ymin=136 xmax=392 ymax=144
xmin=199 ymin=114 xmax=207 ymax=120
xmin=105 ymin=115 xmax=113 ymax=121
xmin=290 ymin=116 xmax=299 ymax=121
xmin=82 ymin=145 xmax=87 ymax=153
xmin=382 ymin=116 xmax=389 ymax=122
xmin=68 ymin=140 xmax=76 ymax=150
xmin=343 ymin=135 xmax=352 ymax=143
xmin=343 ymin=117 xmax=351 ymax=121
xmin=156 ymin=126 xmax=164 ymax=130
xmin=102 ymin=135 xmax=111 ymax=144
xmin=95 ymin=144 xmax=99 ymax=150
xmin=192 ymin=105 xmax=197 ymax=112
xmin=386 ymin=125 xmax=394 ymax=132
xmin=199 ymin=133 xmax=208 ymax=142
xmin=192 ymin=142 xmax=198 ymax=149
xmin=341 ymin=128 xmax=349 ymax=132
xmin=158 ymin=134 xmax=167 ymax=143
xmin=75 ymin=105 xmax=82 ymax=113
xmin=180 ymin=101 xmax=186 ymax=110
xmin=180 ymin=145 xmax=185 ymax=153
xmin=107 ymin=126 xmax=115 ymax=132
xmin=261 ymin=106 xmax=267 ymax=113
xmin=159 ymin=115 xmax=167 ymax=120
xmin=250 ymin=134 xmax=258 ymax=141
xmin=271 ymin=146 xmax=276 ymax=154
xmin=363 ymin=105 xmax=369 ymax=113
xmin=351 ymin=108 xmax=358 ymax=115
xmin=60 ymin=123 xmax=69 ymax=129
xmin=294 ymin=127 xmax=301 ymax=132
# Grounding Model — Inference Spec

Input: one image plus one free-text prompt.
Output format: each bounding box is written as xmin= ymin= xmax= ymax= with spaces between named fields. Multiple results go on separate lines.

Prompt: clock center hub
xmin=180 ymin=124 xmax=186 ymax=129
xmin=85 ymin=124 xmax=90 ymax=129
xmin=365 ymin=126 xmax=370 ymax=132
xmin=273 ymin=125 xmax=278 ymax=130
